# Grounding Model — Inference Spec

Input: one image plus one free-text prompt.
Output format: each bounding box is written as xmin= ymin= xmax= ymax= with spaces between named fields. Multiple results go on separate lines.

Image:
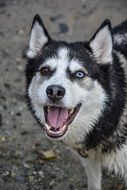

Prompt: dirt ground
xmin=0 ymin=0 xmax=127 ymax=189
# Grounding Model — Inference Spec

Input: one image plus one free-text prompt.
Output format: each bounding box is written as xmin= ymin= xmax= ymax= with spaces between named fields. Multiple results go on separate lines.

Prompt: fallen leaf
xmin=42 ymin=150 xmax=57 ymax=160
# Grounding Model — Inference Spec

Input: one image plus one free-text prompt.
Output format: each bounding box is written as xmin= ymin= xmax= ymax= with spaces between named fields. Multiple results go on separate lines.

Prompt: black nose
xmin=46 ymin=85 xmax=65 ymax=102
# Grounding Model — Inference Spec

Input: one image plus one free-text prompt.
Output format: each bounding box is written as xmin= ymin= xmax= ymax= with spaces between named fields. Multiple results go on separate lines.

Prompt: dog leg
xmin=80 ymin=157 xmax=102 ymax=190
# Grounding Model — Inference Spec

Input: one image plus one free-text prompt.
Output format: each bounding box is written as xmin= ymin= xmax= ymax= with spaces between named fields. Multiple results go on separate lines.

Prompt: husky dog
xmin=25 ymin=15 xmax=127 ymax=190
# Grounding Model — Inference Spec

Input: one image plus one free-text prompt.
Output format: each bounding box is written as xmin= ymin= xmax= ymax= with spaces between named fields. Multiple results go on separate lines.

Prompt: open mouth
xmin=43 ymin=103 xmax=81 ymax=138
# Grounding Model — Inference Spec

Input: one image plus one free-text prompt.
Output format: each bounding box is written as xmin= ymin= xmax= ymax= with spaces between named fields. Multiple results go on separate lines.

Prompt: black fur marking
xmin=113 ymin=20 xmax=127 ymax=36
xmin=113 ymin=20 xmax=127 ymax=58
xmin=85 ymin=52 xmax=127 ymax=151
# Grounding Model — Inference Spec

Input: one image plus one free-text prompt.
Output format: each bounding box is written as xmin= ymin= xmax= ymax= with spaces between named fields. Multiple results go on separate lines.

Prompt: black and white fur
xmin=25 ymin=15 xmax=127 ymax=190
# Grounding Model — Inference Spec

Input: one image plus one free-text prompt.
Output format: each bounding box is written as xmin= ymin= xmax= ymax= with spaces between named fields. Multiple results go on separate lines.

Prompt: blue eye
xmin=75 ymin=71 xmax=85 ymax=79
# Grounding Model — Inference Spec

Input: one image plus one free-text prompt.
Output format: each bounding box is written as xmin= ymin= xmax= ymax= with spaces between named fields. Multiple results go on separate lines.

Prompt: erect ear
xmin=89 ymin=20 xmax=113 ymax=64
xmin=26 ymin=14 xmax=51 ymax=58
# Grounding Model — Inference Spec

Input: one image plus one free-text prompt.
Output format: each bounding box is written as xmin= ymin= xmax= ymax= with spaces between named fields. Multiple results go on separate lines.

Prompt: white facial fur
xmin=28 ymin=47 xmax=107 ymax=145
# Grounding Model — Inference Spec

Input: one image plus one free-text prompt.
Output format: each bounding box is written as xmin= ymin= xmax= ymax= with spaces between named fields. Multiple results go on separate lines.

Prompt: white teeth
xmin=70 ymin=109 xmax=74 ymax=115
xmin=45 ymin=124 xmax=66 ymax=135
xmin=45 ymin=123 xmax=51 ymax=130
xmin=47 ymin=106 xmax=50 ymax=112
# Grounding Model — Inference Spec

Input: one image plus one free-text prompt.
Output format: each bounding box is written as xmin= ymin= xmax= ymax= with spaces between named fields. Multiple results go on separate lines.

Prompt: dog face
xmin=26 ymin=15 xmax=112 ymax=144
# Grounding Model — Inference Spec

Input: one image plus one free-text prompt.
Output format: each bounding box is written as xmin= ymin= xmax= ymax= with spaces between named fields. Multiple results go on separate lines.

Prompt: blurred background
xmin=0 ymin=0 xmax=127 ymax=189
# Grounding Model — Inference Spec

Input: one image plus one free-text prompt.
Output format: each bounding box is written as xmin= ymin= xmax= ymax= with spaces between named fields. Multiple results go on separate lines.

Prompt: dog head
xmin=25 ymin=15 xmax=112 ymax=144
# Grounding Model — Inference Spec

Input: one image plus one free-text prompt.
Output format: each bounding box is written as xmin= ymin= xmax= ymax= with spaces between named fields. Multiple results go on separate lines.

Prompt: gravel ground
xmin=0 ymin=0 xmax=127 ymax=189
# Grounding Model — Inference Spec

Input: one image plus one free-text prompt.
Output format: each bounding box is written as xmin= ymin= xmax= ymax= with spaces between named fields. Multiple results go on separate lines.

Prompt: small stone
xmin=39 ymin=160 xmax=44 ymax=164
xmin=10 ymin=111 xmax=14 ymax=116
xmin=17 ymin=65 xmax=23 ymax=71
xmin=23 ymin=163 xmax=30 ymax=169
xmin=33 ymin=171 xmax=37 ymax=175
xmin=38 ymin=178 xmax=42 ymax=182
xmin=31 ymin=145 xmax=36 ymax=150
xmin=11 ymin=171 xmax=16 ymax=178
xmin=2 ymin=171 xmax=10 ymax=177
xmin=28 ymin=175 xmax=34 ymax=182
xmin=15 ymin=150 xmax=22 ymax=157
xmin=19 ymin=29 xmax=24 ymax=35
xmin=49 ymin=180 xmax=55 ymax=186
xmin=0 ymin=136 xmax=6 ymax=143
xmin=38 ymin=170 xmax=44 ymax=178
xmin=16 ymin=57 xmax=22 ymax=64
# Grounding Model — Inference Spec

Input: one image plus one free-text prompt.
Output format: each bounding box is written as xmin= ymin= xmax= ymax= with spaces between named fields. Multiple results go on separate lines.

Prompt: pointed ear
xmin=26 ymin=15 xmax=51 ymax=58
xmin=89 ymin=20 xmax=113 ymax=64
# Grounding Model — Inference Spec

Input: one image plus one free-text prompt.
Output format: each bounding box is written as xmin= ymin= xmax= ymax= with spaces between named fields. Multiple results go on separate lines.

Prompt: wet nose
xmin=46 ymin=85 xmax=65 ymax=102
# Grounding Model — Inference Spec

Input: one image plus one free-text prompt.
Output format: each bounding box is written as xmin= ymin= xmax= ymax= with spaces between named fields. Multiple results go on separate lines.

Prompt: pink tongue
xmin=47 ymin=107 xmax=69 ymax=129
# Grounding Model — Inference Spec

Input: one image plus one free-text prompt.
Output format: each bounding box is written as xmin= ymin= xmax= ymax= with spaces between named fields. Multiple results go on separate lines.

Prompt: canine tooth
xmin=45 ymin=123 xmax=51 ymax=130
xmin=70 ymin=109 xmax=74 ymax=115
xmin=47 ymin=106 xmax=50 ymax=112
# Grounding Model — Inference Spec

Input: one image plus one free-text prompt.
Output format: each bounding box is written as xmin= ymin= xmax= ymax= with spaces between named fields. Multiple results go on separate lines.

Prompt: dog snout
xmin=46 ymin=85 xmax=65 ymax=102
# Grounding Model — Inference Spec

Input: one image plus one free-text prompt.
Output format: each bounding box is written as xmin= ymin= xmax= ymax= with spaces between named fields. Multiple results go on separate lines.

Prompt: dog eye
xmin=40 ymin=67 xmax=52 ymax=76
xmin=75 ymin=71 xmax=86 ymax=79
